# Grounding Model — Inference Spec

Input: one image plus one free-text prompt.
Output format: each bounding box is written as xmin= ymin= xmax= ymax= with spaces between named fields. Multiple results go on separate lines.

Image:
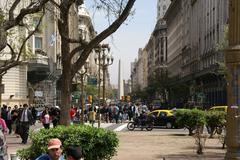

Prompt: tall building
xmin=164 ymin=0 xmax=229 ymax=107
xmin=123 ymin=79 xmax=131 ymax=96
xmin=130 ymin=60 xmax=138 ymax=92
xmin=164 ymin=0 xmax=183 ymax=78
xmin=157 ymin=0 xmax=171 ymax=20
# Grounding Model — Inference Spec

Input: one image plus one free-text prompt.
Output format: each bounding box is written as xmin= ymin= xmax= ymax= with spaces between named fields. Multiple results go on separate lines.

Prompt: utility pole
xmin=225 ymin=0 xmax=240 ymax=159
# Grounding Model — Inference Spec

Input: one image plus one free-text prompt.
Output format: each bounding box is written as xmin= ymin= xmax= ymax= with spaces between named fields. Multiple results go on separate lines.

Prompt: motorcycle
xmin=127 ymin=115 xmax=154 ymax=131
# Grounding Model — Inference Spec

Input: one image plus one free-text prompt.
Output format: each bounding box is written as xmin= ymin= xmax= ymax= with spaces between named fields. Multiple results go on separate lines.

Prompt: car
xmin=209 ymin=106 xmax=228 ymax=112
xmin=148 ymin=109 xmax=177 ymax=129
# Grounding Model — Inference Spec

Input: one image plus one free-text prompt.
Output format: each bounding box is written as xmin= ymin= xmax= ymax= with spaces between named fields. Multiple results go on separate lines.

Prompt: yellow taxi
xmin=209 ymin=106 xmax=228 ymax=112
xmin=148 ymin=110 xmax=176 ymax=128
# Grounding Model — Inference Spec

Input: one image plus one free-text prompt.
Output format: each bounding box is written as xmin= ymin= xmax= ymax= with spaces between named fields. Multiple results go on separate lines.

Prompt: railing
xmin=29 ymin=49 xmax=48 ymax=65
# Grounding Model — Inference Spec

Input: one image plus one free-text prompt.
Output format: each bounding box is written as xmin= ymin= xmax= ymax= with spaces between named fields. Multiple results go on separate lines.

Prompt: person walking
xmin=0 ymin=115 xmax=8 ymax=134
xmin=17 ymin=103 xmax=33 ymax=144
xmin=6 ymin=106 xmax=12 ymax=134
xmin=30 ymin=106 xmax=37 ymax=125
xmin=88 ymin=108 xmax=96 ymax=127
xmin=36 ymin=138 xmax=64 ymax=160
xmin=41 ymin=107 xmax=51 ymax=129
xmin=0 ymin=114 xmax=7 ymax=160
xmin=11 ymin=105 xmax=19 ymax=134
xmin=65 ymin=145 xmax=83 ymax=160
xmin=50 ymin=106 xmax=60 ymax=128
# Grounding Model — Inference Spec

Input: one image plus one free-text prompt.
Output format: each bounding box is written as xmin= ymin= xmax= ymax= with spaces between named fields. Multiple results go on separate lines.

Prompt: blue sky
xmin=86 ymin=1 xmax=157 ymax=86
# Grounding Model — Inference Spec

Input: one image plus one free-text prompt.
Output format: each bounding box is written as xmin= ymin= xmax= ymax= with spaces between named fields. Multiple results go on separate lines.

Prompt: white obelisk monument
xmin=118 ymin=59 xmax=124 ymax=100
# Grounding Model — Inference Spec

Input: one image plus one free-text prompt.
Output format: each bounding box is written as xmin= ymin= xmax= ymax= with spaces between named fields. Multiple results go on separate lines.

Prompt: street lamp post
xmin=95 ymin=44 xmax=113 ymax=127
xmin=94 ymin=44 xmax=114 ymax=105
xmin=78 ymin=62 xmax=89 ymax=124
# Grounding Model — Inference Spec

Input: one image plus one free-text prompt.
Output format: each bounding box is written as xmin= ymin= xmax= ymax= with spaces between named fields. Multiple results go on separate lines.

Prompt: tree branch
xmin=0 ymin=8 xmax=45 ymax=75
xmin=9 ymin=0 xmax=21 ymax=21
xmin=0 ymin=61 xmax=21 ymax=74
xmin=17 ymin=10 xmax=45 ymax=61
xmin=4 ymin=0 xmax=49 ymax=30
xmin=58 ymin=21 xmax=88 ymax=45
xmin=49 ymin=0 xmax=60 ymax=9
xmin=6 ymin=43 xmax=17 ymax=61
xmin=71 ymin=0 xmax=136 ymax=76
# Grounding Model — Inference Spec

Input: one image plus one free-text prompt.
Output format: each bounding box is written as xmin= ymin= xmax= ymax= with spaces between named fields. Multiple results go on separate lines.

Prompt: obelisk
xmin=225 ymin=0 xmax=240 ymax=159
xmin=118 ymin=60 xmax=124 ymax=100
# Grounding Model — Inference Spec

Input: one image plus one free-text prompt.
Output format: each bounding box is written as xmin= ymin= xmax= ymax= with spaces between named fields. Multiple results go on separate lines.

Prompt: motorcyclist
xmin=138 ymin=111 xmax=148 ymax=130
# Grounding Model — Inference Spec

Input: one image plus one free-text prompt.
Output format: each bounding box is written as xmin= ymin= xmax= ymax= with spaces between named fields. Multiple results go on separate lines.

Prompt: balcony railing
xmin=29 ymin=49 xmax=48 ymax=65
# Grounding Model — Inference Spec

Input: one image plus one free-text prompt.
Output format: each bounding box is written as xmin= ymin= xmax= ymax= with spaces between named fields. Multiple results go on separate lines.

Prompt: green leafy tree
xmin=174 ymin=109 xmax=205 ymax=135
xmin=205 ymin=111 xmax=226 ymax=138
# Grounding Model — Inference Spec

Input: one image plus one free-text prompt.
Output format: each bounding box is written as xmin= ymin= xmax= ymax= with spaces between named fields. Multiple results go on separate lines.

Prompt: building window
xmin=163 ymin=5 xmax=167 ymax=10
xmin=35 ymin=37 xmax=43 ymax=49
xmin=33 ymin=17 xmax=40 ymax=27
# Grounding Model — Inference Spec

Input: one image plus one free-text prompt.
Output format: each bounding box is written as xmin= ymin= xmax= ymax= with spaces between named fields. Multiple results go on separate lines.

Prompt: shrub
xmin=174 ymin=109 xmax=205 ymax=135
xmin=17 ymin=125 xmax=119 ymax=160
xmin=205 ymin=111 xmax=226 ymax=138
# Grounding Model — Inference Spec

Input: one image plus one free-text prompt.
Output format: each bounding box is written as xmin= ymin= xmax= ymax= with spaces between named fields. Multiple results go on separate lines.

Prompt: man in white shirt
xmin=18 ymin=104 xmax=33 ymax=144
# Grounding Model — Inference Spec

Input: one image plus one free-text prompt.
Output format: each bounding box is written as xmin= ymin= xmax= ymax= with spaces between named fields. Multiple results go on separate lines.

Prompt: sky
xmin=85 ymin=1 xmax=157 ymax=86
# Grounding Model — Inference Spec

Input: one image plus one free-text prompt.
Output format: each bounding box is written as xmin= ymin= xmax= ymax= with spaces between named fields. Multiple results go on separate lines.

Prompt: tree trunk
xmin=189 ymin=128 xmax=194 ymax=136
xmin=59 ymin=62 xmax=72 ymax=126
xmin=58 ymin=4 xmax=72 ymax=125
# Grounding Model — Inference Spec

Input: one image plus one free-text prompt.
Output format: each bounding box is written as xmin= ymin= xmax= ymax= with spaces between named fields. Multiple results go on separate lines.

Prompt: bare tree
xmin=0 ymin=0 xmax=136 ymax=125
xmin=56 ymin=0 xmax=136 ymax=125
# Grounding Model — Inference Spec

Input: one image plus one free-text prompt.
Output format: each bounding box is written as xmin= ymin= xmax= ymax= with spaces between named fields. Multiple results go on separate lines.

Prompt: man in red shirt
xmin=69 ymin=107 xmax=76 ymax=123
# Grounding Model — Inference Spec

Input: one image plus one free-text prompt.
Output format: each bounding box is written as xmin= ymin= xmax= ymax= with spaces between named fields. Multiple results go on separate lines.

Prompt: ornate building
xmin=0 ymin=1 xmax=98 ymax=107
xmin=164 ymin=0 xmax=229 ymax=107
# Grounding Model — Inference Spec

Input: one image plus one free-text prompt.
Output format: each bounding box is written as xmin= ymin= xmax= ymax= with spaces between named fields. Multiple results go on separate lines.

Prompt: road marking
xmin=114 ymin=123 xmax=128 ymax=132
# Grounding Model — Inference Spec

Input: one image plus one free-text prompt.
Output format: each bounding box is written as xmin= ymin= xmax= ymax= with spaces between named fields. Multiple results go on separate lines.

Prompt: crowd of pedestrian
xmin=0 ymin=103 xmax=61 ymax=144
xmin=0 ymin=103 xmax=85 ymax=159
xmin=69 ymin=102 xmax=156 ymax=125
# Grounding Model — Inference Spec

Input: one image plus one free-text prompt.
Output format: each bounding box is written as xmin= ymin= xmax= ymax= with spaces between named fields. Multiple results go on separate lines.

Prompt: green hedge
xmin=174 ymin=109 xmax=227 ymax=136
xmin=17 ymin=125 xmax=119 ymax=160
xmin=174 ymin=109 xmax=205 ymax=135
xmin=205 ymin=110 xmax=226 ymax=137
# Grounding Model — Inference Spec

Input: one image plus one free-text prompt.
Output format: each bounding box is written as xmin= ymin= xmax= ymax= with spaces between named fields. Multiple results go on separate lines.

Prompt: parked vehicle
xmin=127 ymin=115 xmax=154 ymax=131
xmin=148 ymin=109 xmax=177 ymax=129
xmin=209 ymin=106 xmax=228 ymax=112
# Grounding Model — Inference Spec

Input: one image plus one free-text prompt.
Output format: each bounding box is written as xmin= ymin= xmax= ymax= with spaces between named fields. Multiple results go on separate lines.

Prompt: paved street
xmin=6 ymin=122 xmax=226 ymax=160
xmin=113 ymin=131 xmax=226 ymax=160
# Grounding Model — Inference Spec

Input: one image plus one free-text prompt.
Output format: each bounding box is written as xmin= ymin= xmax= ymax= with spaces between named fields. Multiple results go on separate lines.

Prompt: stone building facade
xmin=0 ymin=1 xmax=98 ymax=107
xmin=164 ymin=0 xmax=229 ymax=107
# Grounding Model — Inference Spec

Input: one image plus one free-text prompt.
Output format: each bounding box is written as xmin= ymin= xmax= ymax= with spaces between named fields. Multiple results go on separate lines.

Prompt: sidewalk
xmin=113 ymin=131 xmax=226 ymax=160
xmin=6 ymin=134 xmax=30 ymax=158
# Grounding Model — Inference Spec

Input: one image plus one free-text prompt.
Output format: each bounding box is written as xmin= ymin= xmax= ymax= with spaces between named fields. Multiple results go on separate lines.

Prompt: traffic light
xmin=88 ymin=95 xmax=92 ymax=103
xmin=121 ymin=96 xmax=125 ymax=101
